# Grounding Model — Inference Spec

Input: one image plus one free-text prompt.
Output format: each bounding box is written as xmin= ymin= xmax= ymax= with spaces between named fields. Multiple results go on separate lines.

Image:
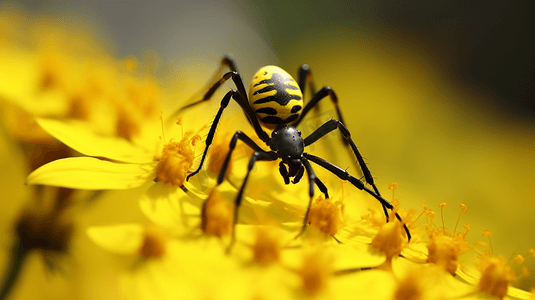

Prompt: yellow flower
xmin=88 ymin=222 xmax=246 ymax=300
xmin=25 ymin=116 xmax=202 ymax=190
xmin=390 ymin=259 xmax=475 ymax=300
xmin=455 ymin=232 xmax=534 ymax=300
xmin=0 ymin=5 xmax=162 ymax=144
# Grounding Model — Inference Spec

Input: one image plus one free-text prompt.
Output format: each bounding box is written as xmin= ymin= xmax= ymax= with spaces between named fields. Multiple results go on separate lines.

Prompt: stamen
xmin=482 ymin=230 xmax=493 ymax=255
xmin=463 ymin=223 xmax=471 ymax=238
xmin=438 ymin=203 xmax=447 ymax=231
xmin=388 ymin=182 xmax=398 ymax=202
xmin=428 ymin=210 xmax=437 ymax=230
xmin=453 ymin=204 xmax=467 ymax=234
xmin=176 ymin=116 xmax=184 ymax=138
xmin=159 ymin=113 xmax=166 ymax=143
xmin=414 ymin=205 xmax=430 ymax=223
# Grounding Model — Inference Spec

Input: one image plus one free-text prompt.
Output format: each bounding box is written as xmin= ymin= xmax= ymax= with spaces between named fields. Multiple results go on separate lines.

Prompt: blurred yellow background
xmin=0 ymin=1 xmax=533 ymax=298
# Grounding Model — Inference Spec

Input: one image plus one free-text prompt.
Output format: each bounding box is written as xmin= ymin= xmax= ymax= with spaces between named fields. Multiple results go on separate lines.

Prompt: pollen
xmin=251 ymin=226 xmax=281 ymax=265
xmin=371 ymin=220 xmax=405 ymax=259
xmin=155 ymin=134 xmax=196 ymax=186
xmin=138 ymin=224 xmax=167 ymax=259
xmin=307 ymin=195 xmax=343 ymax=236
xmin=478 ymin=256 xmax=514 ymax=299
xmin=201 ymin=188 xmax=233 ymax=238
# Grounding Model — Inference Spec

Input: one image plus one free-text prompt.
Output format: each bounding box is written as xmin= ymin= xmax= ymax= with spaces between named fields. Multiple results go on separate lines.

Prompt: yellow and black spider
xmin=180 ymin=55 xmax=410 ymax=244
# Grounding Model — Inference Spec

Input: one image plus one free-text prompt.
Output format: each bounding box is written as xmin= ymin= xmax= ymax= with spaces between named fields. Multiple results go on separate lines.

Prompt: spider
xmin=180 ymin=55 xmax=410 ymax=245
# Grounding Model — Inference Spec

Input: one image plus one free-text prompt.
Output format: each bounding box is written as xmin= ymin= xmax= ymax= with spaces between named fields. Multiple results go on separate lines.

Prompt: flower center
xmin=207 ymin=141 xmax=232 ymax=178
xmin=139 ymin=224 xmax=167 ymax=259
xmin=115 ymin=104 xmax=142 ymax=140
xmin=251 ymin=226 xmax=281 ymax=265
xmin=201 ymin=188 xmax=233 ymax=238
xmin=155 ymin=134 xmax=196 ymax=186
xmin=308 ymin=195 xmax=343 ymax=236
xmin=478 ymin=256 xmax=513 ymax=299
xmin=371 ymin=220 xmax=405 ymax=260
xmin=427 ymin=234 xmax=462 ymax=274
xmin=298 ymin=248 xmax=332 ymax=295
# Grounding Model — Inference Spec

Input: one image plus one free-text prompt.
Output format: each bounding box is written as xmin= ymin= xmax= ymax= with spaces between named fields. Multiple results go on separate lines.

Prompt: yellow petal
xmin=334 ymin=222 xmax=376 ymax=244
xmin=27 ymin=157 xmax=156 ymax=189
xmin=139 ymin=183 xmax=202 ymax=230
xmin=331 ymin=243 xmax=386 ymax=270
xmin=86 ymin=224 xmax=144 ymax=255
xmin=281 ymin=243 xmax=386 ymax=272
xmin=36 ymin=117 xmax=155 ymax=163
xmin=331 ymin=270 xmax=396 ymax=300
xmin=506 ymin=287 xmax=533 ymax=300
xmin=401 ymin=241 xmax=429 ymax=263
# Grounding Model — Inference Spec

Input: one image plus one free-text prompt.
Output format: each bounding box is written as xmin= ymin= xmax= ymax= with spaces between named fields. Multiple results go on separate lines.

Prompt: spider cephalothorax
xmin=270 ymin=125 xmax=305 ymax=183
xmin=179 ymin=55 xmax=410 ymax=247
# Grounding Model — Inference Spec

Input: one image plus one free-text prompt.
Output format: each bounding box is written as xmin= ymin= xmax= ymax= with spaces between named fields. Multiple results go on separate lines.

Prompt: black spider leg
xmin=294 ymin=69 xmax=345 ymax=128
xmin=168 ymin=55 xmax=238 ymax=122
xmin=295 ymin=157 xmax=330 ymax=238
xmin=297 ymin=64 xmax=317 ymax=101
xmin=214 ymin=131 xmax=278 ymax=252
xmin=303 ymin=153 xmax=411 ymax=241
xmin=178 ymin=55 xmax=239 ymax=109
xmin=185 ymin=87 xmax=270 ymax=182
xmin=303 ymin=119 xmax=391 ymax=221
xmin=295 ymin=66 xmax=384 ymax=196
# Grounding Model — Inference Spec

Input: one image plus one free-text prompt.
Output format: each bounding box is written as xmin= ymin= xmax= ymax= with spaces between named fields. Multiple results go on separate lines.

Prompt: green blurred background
xmin=1 ymin=0 xmax=533 ymax=297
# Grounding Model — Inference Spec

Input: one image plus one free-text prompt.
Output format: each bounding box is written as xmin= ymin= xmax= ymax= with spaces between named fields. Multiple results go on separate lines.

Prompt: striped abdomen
xmin=249 ymin=66 xmax=303 ymax=129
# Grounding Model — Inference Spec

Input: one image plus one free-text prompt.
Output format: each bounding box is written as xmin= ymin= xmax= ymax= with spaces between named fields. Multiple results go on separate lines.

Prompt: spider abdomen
xmin=249 ymin=66 xmax=303 ymax=129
